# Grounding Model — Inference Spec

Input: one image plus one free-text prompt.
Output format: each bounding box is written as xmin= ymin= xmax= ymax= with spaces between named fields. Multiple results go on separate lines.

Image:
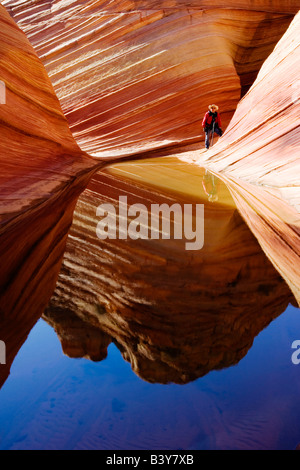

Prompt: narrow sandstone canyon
xmin=0 ymin=1 xmax=299 ymax=387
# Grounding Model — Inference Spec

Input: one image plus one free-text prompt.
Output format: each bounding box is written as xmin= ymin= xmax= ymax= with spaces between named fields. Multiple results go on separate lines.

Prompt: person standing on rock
xmin=202 ymin=104 xmax=223 ymax=149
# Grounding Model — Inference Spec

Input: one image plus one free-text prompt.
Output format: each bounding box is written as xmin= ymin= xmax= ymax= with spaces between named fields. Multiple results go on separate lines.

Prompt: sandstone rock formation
xmin=44 ymin=161 xmax=294 ymax=383
xmin=0 ymin=1 xmax=299 ymax=387
xmin=4 ymin=0 xmax=296 ymax=156
xmin=0 ymin=4 xmax=100 ymax=386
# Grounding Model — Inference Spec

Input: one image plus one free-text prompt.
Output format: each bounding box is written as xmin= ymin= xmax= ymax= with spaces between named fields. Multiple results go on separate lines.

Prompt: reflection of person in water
xmin=202 ymin=169 xmax=219 ymax=202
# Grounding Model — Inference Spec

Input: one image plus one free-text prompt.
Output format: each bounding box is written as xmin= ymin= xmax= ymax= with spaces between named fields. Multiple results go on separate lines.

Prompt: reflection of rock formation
xmin=0 ymin=5 xmax=99 ymax=387
xmin=44 ymin=161 xmax=295 ymax=384
xmin=44 ymin=309 xmax=111 ymax=362
xmin=4 ymin=0 xmax=297 ymax=156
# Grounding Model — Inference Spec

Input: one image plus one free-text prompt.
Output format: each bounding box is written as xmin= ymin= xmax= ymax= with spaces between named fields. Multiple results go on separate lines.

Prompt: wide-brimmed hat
xmin=208 ymin=104 xmax=219 ymax=111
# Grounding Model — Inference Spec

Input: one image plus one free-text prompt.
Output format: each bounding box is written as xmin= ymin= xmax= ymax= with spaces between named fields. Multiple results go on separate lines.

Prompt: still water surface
xmin=0 ymin=303 xmax=300 ymax=450
xmin=1 ymin=161 xmax=299 ymax=450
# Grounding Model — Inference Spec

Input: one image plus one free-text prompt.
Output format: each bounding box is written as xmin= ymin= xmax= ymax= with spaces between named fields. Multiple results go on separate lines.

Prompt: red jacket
xmin=202 ymin=111 xmax=222 ymax=129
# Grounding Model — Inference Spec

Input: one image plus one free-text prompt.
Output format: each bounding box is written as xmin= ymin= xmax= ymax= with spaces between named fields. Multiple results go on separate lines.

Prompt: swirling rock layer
xmin=4 ymin=0 xmax=296 ymax=156
xmin=0 ymin=4 xmax=99 ymax=386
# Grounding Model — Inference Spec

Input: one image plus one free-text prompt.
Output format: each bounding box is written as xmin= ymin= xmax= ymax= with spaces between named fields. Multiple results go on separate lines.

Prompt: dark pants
xmin=205 ymin=126 xmax=222 ymax=149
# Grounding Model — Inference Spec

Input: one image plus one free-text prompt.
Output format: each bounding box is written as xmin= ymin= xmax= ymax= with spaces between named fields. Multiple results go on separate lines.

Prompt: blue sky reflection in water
xmin=0 ymin=304 xmax=300 ymax=450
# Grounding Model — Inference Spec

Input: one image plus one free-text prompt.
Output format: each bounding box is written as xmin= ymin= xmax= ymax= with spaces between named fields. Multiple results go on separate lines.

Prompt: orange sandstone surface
xmin=0 ymin=4 xmax=101 ymax=385
xmin=3 ymin=0 xmax=296 ymax=156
